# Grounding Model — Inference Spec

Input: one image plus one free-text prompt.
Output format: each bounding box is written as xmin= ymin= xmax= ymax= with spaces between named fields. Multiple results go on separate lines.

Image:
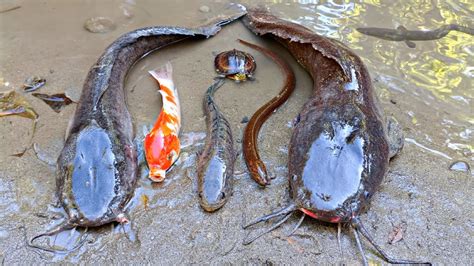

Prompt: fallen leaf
xmin=0 ymin=90 xmax=38 ymax=156
xmin=388 ymin=222 xmax=407 ymax=244
xmin=141 ymin=194 xmax=149 ymax=210
xmin=32 ymin=92 xmax=74 ymax=113
xmin=0 ymin=90 xmax=38 ymax=120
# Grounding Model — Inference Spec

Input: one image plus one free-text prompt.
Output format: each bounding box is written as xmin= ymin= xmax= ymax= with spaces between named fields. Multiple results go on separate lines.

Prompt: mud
xmin=0 ymin=0 xmax=472 ymax=264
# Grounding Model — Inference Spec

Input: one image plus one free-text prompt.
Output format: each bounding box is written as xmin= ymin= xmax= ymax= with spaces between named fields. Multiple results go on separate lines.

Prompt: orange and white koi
xmin=144 ymin=62 xmax=181 ymax=182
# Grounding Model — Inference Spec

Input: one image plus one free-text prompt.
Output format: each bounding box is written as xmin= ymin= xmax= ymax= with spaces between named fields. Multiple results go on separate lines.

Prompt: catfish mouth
xmin=199 ymin=191 xmax=227 ymax=212
xmin=200 ymin=199 xmax=226 ymax=212
xmin=300 ymin=208 xmax=342 ymax=223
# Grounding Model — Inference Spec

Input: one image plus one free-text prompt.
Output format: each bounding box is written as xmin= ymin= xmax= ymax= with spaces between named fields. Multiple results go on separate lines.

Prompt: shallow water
xmin=0 ymin=0 xmax=473 ymax=264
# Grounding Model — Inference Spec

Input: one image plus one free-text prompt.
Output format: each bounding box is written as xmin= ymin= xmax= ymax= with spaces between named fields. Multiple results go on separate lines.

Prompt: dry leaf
xmin=388 ymin=222 xmax=407 ymax=244
xmin=32 ymin=92 xmax=74 ymax=113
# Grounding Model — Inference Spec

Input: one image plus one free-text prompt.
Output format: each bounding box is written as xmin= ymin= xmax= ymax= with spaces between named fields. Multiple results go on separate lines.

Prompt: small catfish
xmin=357 ymin=24 xmax=474 ymax=48
xmin=144 ymin=62 xmax=181 ymax=182
xmin=197 ymin=79 xmax=235 ymax=212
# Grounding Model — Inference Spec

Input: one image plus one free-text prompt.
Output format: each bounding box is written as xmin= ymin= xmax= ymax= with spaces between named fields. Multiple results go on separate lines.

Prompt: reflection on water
xmin=240 ymin=0 xmax=473 ymax=160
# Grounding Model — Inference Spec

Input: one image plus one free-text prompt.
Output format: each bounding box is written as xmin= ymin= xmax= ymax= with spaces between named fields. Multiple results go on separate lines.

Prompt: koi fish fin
xmin=148 ymin=62 xmax=174 ymax=91
xmin=149 ymin=62 xmax=181 ymax=124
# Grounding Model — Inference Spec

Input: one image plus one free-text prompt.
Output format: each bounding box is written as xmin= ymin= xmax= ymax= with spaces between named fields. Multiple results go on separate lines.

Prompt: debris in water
xmin=119 ymin=3 xmax=134 ymax=19
xmin=141 ymin=194 xmax=149 ymax=210
xmin=449 ymin=161 xmax=471 ymax=173
xmin=84 ymin=17 xmax=116 ymax=33
xmin=0 ymin=5 xmax=21 ymax=14
xmin=32 ymin=93 xmax=74 ymax=113
xmin=0 ymin=90 xmax=38 ymax=156
xmin=388 ymin=222 xmax=406 ymax=244
xmin=180 ymin=131 xmax=206 ymax=149
xmin=199 ymin=5 xmax=210 ymax=13
xmin=0 ymin=90 xmax=38 ymax=120
xmin=11 ymin=149 xmax=27 ymax=157
xmin=23 ymin=76 xmax=46 ymax=92
xmin=33 ymin=143 xmax=57 ymax=167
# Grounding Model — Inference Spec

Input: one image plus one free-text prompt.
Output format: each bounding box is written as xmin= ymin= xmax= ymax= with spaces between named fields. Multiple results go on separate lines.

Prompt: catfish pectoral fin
xmin=405 ymin=40 xmax=416 ymax=48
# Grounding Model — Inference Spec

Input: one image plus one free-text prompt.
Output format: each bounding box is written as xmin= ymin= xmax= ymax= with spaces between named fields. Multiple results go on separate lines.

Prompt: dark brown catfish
xmin=197 ymin=79 xmax=235 ymax=212
xmin=28 ymin=4 xmax=247 ymax=251
xmin=242 ymin=8 xmax=429 ymax=265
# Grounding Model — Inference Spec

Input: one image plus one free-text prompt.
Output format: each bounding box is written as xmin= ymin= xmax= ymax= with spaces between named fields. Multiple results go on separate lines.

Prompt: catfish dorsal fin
xmin=405 ymin=40 xmax=416 ymax=48
xmin=396 ymin=25 xmax=408 ymax=32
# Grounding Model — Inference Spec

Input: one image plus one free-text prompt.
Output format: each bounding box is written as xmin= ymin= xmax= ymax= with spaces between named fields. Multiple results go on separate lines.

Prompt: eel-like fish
xmin=197 ymin=79 xmax=235 ymax=212
xmin=242 ymin=8 xmax=429 ymax=265
xmin=28 ymin=3 xmax=246 ymax=250
xmin=357 ymin=24 xmax=474 ymax=48
xmin=239 ymin=39 xmax=296 ymax=187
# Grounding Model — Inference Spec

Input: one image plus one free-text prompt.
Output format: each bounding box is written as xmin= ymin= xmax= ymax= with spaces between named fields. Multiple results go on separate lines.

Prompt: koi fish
xmin=144 ymin=62 xmax=181 ymax=182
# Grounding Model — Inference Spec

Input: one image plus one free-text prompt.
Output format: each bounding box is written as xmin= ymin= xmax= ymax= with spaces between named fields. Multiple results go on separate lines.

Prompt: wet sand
xmin=0 ymin=0 xmax=472 ymax=264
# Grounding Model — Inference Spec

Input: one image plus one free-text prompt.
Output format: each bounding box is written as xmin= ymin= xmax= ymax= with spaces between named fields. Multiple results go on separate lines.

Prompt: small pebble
xmin=84 ymin=17 xmax=116 ymax=33
xmin=241 ymin=116 xmax=249 ymax=123
xmin=449 ymin=160 xmax=471 ymax=173
xmin=199 ymin=5 xmax=210 ymax=13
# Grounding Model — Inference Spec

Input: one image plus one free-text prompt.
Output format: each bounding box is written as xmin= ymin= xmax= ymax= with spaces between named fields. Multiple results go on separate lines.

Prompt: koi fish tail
xmin=148 ymin=62 xmax=181 ymax=127
xmin=149 ymin=62 xmax=177 ymax=96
